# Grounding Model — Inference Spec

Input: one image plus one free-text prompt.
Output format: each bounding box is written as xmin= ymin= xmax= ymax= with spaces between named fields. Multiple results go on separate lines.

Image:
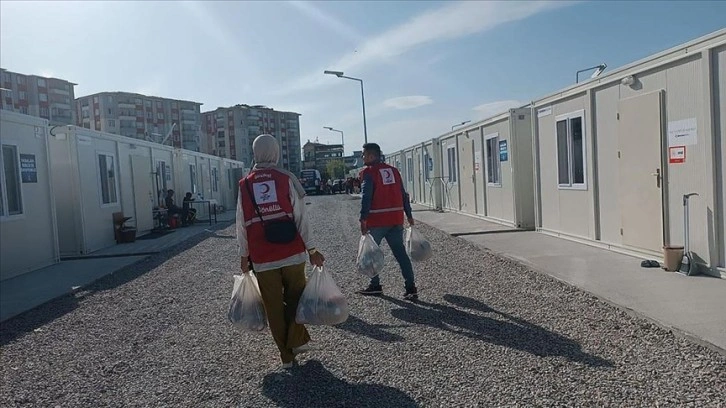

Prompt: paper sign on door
xmin=669 ymin=146 xmax=686 ymax=164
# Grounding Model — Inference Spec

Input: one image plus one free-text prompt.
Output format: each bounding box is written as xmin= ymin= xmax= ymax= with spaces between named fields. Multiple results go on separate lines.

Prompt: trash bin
xmin=663 ymin=246 xmax=684 ymax=271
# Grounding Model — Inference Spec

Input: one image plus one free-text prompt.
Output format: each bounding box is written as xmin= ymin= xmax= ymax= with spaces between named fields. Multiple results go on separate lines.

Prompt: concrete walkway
xmin=411 ymin=205 xmax=726 ymax=353
xmin=0 ymin=211 xmax=235 ymax=322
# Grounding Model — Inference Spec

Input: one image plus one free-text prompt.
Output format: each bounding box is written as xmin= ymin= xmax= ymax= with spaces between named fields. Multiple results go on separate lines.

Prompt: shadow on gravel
xmin=336 ymin=314 xmax=408 ymax=343
xmin=382 ymin=294 xmax=613 ymax=368
xmin=0 ymin=224 xmax=232 ymax=347
xmin=262 ymin=360 xmax=418 ymax=408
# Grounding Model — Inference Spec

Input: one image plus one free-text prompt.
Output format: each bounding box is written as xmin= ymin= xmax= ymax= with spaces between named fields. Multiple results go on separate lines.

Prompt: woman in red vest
xmin=236 ymin=134 xmax=325 ymax=369
xmin=358 ymin=143 xmax=418 ymax=300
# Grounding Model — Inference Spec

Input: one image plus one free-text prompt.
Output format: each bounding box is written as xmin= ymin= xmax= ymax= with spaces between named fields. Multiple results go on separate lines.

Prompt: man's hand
xmin=309 ymin=251 xmax=325 ymax=267
xmin=408 ymin=217 xmax=415 ymax=226
xmin=240 ymin=256 xmax=250 ymax=274
xmin=360 ymin=220 xmax=368 ymax=236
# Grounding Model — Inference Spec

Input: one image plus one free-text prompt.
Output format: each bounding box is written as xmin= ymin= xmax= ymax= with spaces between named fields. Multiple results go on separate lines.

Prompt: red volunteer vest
xmin=361 ymin=162 xmax=405 ymax=227
xmin=240 ymin=169 xmax=306 ymax=264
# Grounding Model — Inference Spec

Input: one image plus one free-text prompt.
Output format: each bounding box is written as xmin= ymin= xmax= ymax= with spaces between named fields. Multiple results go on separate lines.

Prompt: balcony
xmin=118 ymin=102 xmax=135 ymax=109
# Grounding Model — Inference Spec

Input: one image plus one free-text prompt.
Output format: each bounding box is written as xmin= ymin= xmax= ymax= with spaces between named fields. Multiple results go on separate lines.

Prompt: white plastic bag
xmin=227 ymin=273 xmax=267 ymax=332
xmin=406 ymin=227 xmax=433 ymax=262
xmin=356 ymin=234 xmax=385 ymax=278
xmin=296 ymin=266 xmax=349 ymax=325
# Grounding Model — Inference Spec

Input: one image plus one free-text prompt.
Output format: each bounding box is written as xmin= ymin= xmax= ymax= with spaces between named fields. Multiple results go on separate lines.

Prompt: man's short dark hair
xmin=362 ymin=143 xmax=382 ymax=157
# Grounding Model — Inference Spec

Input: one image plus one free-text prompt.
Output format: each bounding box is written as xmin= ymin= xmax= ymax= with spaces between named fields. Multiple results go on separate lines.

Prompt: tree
xmin=326 ymin=159 xmax=346 ymax=180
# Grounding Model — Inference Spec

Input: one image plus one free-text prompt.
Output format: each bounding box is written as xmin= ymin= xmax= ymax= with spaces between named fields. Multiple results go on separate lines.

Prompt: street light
xmin=324 ymin=70 xmax=368 ymax=144
xmin=452 ymin=120 xmax=471 ymax=131
xmin=576 ymin=63 xmax=607 ymax=83
xmin=323 ymin=126 xmax=344 ymax=152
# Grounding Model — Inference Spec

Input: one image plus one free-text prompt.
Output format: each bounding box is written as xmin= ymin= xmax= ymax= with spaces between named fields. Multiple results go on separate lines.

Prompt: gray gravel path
xmin=1 ymin=195 xmax=725 ymax=407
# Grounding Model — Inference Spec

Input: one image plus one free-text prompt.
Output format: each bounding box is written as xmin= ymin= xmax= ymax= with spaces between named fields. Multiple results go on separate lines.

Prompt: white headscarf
xmin=252 ymin=134 xmax=279 ymax=169
xmin=252 ymin=134 xmax=306 ymax=198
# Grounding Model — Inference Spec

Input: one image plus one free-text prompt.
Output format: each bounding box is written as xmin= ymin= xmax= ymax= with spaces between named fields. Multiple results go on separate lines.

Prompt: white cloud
xmin=472 ymin=100 xmax=523 ymax=119
xmin=383 ymin=95 xmax=433 ymax=110
xmin=287 ymin=1 xmax=361 ymax=43
xmin=275 ymin=1 xmax=571 ymax=95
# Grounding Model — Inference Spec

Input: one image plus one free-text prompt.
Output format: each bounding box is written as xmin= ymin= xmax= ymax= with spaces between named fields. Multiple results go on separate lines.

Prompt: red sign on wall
xmin=669 ymin=146 xmax=686 ymax=164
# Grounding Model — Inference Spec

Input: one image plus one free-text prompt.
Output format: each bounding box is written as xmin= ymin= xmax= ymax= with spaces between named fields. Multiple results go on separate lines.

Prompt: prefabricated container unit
xmin=394 ymin=140 xmax=442 ymax=209
xmin=48 ymin=125 xmax=244 ymax=256
xmin=223 ymin=159 xmax=247 ymax=211
xmin=531 ymin=29 xmax=725 ymax=277
xmin=432 ymin=109 xmax=535 ymax=228
xmin=0 ymin=111 xmax=59 ymax=281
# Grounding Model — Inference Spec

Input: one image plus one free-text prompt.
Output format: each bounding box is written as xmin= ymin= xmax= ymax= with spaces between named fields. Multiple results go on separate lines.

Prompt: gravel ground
xmin=1 ymin=194 xmax=725 ymax=407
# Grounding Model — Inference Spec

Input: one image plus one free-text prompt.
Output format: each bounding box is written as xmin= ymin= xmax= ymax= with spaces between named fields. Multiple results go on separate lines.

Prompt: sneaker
xmin=404 ymin=287 xmax=418 ymax=301
xmin=358 ymin=284 xmax=383 ymax=296
xmin=292 ymin=343 xmax=316 ymax=355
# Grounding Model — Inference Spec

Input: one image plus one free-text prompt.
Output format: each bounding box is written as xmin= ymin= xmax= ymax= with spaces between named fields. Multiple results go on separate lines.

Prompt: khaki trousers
xmin=255 ymin=262 xmax=310 ymax=363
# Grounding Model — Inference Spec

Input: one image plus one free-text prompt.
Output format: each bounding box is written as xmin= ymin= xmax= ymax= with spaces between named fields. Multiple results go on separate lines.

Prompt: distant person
xmin=165 ymin=189 xmax=181 ymax=215
xmin=357 ymin=143 xmax=417 ymax=300
xmin=182 ymin=192 xmax=197 ymax=225
xmin=236 ymin=134 xmax=325 ymax=369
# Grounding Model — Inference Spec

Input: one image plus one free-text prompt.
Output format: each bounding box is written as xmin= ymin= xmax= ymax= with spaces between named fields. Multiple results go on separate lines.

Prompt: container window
xmin=98 ymin=154 xmax=118 ymax=204
xmin=407 ymin=157 xmax=414 ymax=182
xmin=447 ymin=146 xmax=457 ymax=183
xmin=1 ymin=145 xmax=23 ymax=216
xmin=556 ymin=111 xmax=587 ymax=189
xmin=486 ymin=135 xmax=501 ymax=185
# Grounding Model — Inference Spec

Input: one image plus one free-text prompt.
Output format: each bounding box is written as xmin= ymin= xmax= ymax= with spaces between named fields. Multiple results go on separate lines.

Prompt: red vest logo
xmin=379 ymin=168 xmax=396 ymax=185
xmin=253 ymin=181 xmax=278 ymax=204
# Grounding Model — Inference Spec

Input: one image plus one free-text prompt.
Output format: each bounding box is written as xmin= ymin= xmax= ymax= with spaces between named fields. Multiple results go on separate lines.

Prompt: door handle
xmin=651 ymin=168 xmax=661 ymax=188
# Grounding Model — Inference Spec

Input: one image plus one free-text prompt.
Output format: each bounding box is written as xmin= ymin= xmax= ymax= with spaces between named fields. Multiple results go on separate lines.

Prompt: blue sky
xmin=1 ymin=1 xmax=725 ymax=156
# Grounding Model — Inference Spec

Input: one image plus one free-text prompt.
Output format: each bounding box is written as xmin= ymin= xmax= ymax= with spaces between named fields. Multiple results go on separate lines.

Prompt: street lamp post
xmin=452 ymin=120 xmax=471 ymax=131
xmin=324 ymin=70 xmax=368 ymax=144
xmin=323 ymin=126 xmax=344 ymax=152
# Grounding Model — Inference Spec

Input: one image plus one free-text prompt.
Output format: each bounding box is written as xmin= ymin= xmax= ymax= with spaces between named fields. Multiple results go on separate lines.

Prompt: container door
xmin=618 ymin=91 xmax=665 ymax=253
xmin=131 ymin=155 xmax=154 ymax=233
xmin=458 ymin=137 xmax=477 ymax=214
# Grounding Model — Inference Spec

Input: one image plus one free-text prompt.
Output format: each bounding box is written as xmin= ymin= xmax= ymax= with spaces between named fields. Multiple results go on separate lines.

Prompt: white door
xmin=618 ymin=91 xmax=664 ymax=252
xmin=458 ymin=138 xmax=476 ymax=214
xmin=131 ymin=155 xmax=154 ymax=233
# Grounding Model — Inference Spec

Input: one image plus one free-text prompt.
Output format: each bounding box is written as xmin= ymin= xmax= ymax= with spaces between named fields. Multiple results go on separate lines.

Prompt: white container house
xmin=531 ymin=29 xmax=725 ymax=277
xmin=0 ymin=111 xmax=59 ymax=280
xmin=48 ymin=125 xmax=245 ymax=256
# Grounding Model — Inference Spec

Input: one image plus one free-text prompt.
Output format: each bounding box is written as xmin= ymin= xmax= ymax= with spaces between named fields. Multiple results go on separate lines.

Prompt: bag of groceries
xmin=356 ymin=234 xmax=385 ymax=278
xmin=296 ymin=266 xmax=349 ymax=325
xmin=406 ymin=227 xmax=433 ymax=262
xmin=227 ymin=273 xmax=267 ymax=332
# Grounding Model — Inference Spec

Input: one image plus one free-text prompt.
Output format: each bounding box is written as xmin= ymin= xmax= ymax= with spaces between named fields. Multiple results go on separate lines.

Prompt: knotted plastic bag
xmin=356 ymin=234 xmax=385 ymax=278
xmin=296 ymin=266 xmax=349 ymax=326
xmin=228 ymin=273 xmax=267 ymax=332
xmin=406 ymin=227 xmax=433 ymax=262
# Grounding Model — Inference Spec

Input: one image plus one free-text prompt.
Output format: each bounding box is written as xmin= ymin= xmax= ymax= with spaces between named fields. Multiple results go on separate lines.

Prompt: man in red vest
xmin=358 ymin=143 xmax=417 ymax=300
xmin=237 ymin=134 xmax=325 ymax=369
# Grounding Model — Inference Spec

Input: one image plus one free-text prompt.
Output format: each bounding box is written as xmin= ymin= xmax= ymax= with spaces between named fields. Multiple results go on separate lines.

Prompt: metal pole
xmin=359 ymin=79 xmax=368 ymax=144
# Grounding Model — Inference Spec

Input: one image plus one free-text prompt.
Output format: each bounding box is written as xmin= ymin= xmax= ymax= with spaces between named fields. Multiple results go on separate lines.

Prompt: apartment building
xmin=302 ymin=141 xmax=344 ymax=172
xmin=202 ymin=104 xmax=301 ymax=174
xmin=0 ymin=68 xmax=76 ymax=125
xmin=75 ymin=92 xmax=203 ymax=151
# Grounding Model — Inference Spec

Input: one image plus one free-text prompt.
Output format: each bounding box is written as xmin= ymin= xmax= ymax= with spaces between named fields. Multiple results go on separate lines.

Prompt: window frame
xmin=485 ymin=132 xmax=502 ymax=187
xmin=0 ymin=143 xmax=25 ymax=220
xmin=446 ymin=145 xmax=458 ymax=183
xmin=96 ymin=152 xmax=120 ymax=207
xmin=406 ymin=156 xmax=414 ymax=182
xmin=555 ymin=110 xmax=588 ymax=190
xmin=212 ymin=167 xmax=219 ymax=192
